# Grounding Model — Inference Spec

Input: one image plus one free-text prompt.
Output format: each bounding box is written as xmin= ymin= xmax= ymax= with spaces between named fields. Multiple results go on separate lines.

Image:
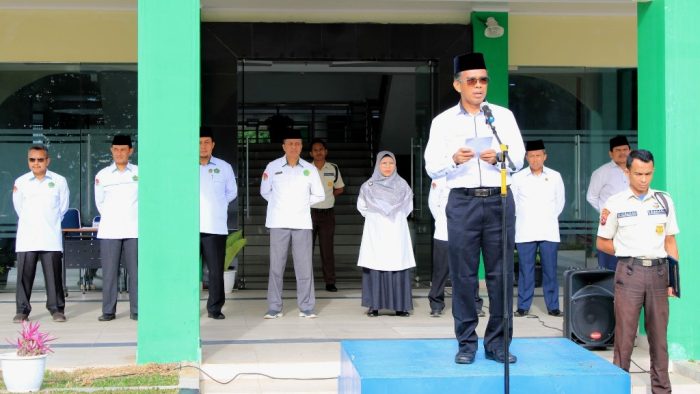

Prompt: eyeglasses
xmin=459 ymin=77 xmax=490 ymax=86
xmin=28 ymin=158 xmax=46 ymax=163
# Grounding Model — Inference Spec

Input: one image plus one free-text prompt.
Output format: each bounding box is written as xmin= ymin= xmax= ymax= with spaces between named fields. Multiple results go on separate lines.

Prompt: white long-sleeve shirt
xmin=261 ymin=156 xmax=325 ymax=229
xmin=511 ymin=166 xmax=565 ymax=243
xmin=95 ymin=163 xmax=138 ymax=239
xmin=427 ymin=177 xmax=449 ymax=241
xmin=424 ymin=102 xmax=525 ymax=188
xmin=586 ymin=161 xmax=628 ymax=213
xmin=13 ymin=170 xmax=69 ymax=252
xmin=200 ymin=156 xmax=237 ymax=235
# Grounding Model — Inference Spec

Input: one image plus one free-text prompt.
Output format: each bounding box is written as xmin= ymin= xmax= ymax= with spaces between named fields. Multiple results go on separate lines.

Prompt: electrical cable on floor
xmin=524 ymin=313 xmax=564 ymax=333
xmin=179 ymin=365 xmax=337 ymax=385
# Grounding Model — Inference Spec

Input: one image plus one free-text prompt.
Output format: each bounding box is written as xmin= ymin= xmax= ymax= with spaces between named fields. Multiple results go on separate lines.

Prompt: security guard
xmin=587 ymin=135 xmax=631 ymax=270
xmin=95 ymin=134 xmax=139 ymax=321
xmin=424 ymin=52 xmax=525 ymax=365
xmin=200 ymin=127 xmax=237 ymax=320
xmin=12 ymin=145 xmax=69 ymax=323
xmin=597 ymin=149 xmax=678 ymax=394
xmin=309 ymin=138 xmax=345 ymax=292
xmin=261 ymin=128 xmax=325 ymax=319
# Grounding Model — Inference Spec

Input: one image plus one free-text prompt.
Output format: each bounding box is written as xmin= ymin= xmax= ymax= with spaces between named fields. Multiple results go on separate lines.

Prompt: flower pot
xmin=0 ymin=352 xmax=47 ymax=392
xmin=223 ymin=270 xmax=237 ymax=293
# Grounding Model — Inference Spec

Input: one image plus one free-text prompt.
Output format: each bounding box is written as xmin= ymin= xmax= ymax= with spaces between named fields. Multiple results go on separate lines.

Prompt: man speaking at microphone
xmin=424 ymin=52 xmax=525 ymax=365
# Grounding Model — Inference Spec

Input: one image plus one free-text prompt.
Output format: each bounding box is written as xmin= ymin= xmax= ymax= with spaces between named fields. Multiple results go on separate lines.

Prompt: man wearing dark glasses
xmin=12 ymin=145 xmax=69 ymax=323
xmin=424 ymin=52 xmax=525 ymax=365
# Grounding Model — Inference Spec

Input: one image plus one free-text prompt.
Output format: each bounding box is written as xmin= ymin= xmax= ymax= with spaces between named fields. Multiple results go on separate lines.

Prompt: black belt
xmin=621 ymin=257 xmax=667 ymax=267
xmin=458 ymin=187 xmax=506 ymax=197
xmin=311 ymin=207 xmax=334 ymax=212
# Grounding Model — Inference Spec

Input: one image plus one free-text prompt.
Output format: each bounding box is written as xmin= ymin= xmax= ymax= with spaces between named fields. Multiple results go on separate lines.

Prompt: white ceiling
xmin=0 ymin=0 xmax=639 ymax=22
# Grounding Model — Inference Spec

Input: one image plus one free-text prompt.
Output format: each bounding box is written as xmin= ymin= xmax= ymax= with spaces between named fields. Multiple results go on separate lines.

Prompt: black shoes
xmin=13 ymin=313 xmax=28 ymax=323
xmin=52 ymin=312 xmax=67 ymax=322
xmin=395 ymin=311 xmax=410 ymax=317
xmin=98 ymin=313 xmax=116 ymax=321
xmin=430 ymin=309 xmax=443 ymax=317
xmin=485 ymin=349 xmax=518 ymax=364
xmin=130 ymin=313 xmax=138 ymax=321
xmin=325 ymin=284 xmax=338 ymax=292
xmin=208 ymin=312 xmax=225 ymax=320
xmin=548 ymin=309 xmax=562 ymax=317
xmin=455 ymin=351 xmax=476 ymax=364
xmin=367 ymin=309 xmax=378 ymax=317
xmin=514 ymin=309 xmax=529 ymax=317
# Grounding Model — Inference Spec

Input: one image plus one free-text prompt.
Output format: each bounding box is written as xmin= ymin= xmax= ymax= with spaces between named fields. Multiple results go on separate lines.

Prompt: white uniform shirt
xmin=424 ymin=102 xmax=525 ymax=188
xmin=200 ymin=156 xmax=237 ymax=235
xmin=597 ymin=188 xmax=679 ymax=259
xmin=261 ymin=156 xmax=325 ymax=229
xmin=13 ymin=170 xmax=69 ymax=252
xmin=586 ymin=161 xmax=629 ymax=213
xmin=427 ymin=177 xmax=449 ymax=241
xmin=511 ymin=166 xmax=565 ymax=243
xmin=311 ymin=161 xmax=345 ymax=209
xmin=95 ymin=163 xmax=138 ymax=239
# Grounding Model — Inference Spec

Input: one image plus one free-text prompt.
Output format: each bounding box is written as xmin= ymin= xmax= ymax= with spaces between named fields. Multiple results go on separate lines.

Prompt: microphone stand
xmin=486 ymin=116 xmax=511 ymax=394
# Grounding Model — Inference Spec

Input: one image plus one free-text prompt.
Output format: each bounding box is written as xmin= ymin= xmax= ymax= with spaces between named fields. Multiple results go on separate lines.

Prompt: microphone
xmin=480 ymin=102 xmax=494 ymax=125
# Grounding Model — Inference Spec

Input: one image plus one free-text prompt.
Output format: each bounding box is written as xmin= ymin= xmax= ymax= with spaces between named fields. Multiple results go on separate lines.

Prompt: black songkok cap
xmin=200 ymin=126 xmax=214 ymax=140
xmin=453 ymin=52 xmax=487 ymax=74
xmin=525 ymin=139 xmax=545 ymax=152
xmin=609 ymin=135 xmax=629 ymax=151
xmin=111 ymin=134 xmax=132 ymax=147
xmin=282 ymin=127 xmax=302 ymax=141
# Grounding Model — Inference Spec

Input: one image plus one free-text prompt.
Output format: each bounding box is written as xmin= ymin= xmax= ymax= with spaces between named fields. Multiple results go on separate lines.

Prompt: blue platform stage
xmin=339 ymin=338 xmax=629 ymax=394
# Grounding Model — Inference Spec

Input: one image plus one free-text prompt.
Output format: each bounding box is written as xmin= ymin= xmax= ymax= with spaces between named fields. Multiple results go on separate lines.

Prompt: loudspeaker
xmin=563 ymin=269 xmax=615 ymax=348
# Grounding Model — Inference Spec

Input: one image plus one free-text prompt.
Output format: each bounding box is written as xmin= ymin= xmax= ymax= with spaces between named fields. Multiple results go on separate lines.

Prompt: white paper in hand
xmin=465 ymin=136 xmax=494 ymax=155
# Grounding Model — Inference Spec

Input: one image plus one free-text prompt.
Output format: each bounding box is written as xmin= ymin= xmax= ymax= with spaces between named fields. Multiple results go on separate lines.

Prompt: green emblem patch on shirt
xmin=132 ymin=175 xmax=138 ymax=181
xmin=214 ymin=168 xmax=220 ymax=174
xmin=208 ymin=169 xmax=213 ymax=173
xmin=48 ymin=182 xmax=55 ymax=188
xmin=303 ymin=169 xmax=310 ymax=176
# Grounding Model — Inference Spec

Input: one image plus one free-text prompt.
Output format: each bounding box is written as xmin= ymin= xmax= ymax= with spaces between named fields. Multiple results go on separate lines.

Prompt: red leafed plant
xmin=7 ymin=321 xmax=56 ymax=356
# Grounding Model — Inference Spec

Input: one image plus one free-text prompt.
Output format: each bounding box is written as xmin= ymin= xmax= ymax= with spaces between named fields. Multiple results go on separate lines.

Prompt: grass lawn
xmin=1 ymin=363 xmax=179 ymax=393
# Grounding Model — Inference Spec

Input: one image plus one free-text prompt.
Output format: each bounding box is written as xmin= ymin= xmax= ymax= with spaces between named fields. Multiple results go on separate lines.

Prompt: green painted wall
xmin=137 ymin=0 xmax=201 ymax=363
xmin=638 ymin=0 xmax=700 ymax=360
xmin=472 ymin=12 xmax=509 ymax=107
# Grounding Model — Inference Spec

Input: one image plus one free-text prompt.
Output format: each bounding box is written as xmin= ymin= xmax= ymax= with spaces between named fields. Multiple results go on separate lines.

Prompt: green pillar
xmin=472 ymin=12 xmax=510 ymax=279
xmin=472 ymin=12 xmax=509 ymax=106
xmin=638 ymin=0 xmax=700 ymax=360
xmin=137 ymin=0 xmax=201 ymax=363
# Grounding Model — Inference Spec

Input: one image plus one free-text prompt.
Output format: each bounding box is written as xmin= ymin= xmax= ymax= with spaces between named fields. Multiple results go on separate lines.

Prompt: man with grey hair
xmin=12 ymin=145 xmax=69 ymax=323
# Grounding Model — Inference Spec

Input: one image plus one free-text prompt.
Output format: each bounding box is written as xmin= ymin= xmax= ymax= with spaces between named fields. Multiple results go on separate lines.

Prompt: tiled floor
xmin=1 ymin=284 xmax=698 ymax=393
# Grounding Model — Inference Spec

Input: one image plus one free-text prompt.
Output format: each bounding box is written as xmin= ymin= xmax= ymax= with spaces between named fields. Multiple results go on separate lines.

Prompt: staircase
xmin=237 ymin=142 xmax=373 ymax=290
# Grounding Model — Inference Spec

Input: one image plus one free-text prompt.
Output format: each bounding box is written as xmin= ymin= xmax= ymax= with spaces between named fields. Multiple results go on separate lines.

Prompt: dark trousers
xmin=16 ymin=251 xmax=65 ymax=315
xmin=201 ymin=233 xmax=226 ymax=314
xmin=428 ymin=239 xmax=483 ymax=312
xmin=613 ymin=258 xmax=671 ymax=394
xmin=598 ymin=250 xmax=618 ymax=271
xmin=516 ymin=241 xmax=559 ymax=311
xmin=311 ymin=208 xmax=336 ymax=285
xmin=447 ymin=189 xmax=515 ymax=354
xmin=100 ymin=238 xmax=138 ymax=315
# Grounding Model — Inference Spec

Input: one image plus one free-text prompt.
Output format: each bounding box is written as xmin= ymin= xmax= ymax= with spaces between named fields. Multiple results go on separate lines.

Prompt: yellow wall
xmin=0 ymin=10 xmax=137 ymax=62
xmin=0 ymin=10 xmax=636 ymax=68
xmin=510 ymin=15 xmax=637 ymax=68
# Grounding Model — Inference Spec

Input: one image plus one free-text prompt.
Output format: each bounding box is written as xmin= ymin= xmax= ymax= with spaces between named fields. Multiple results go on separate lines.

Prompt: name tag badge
xmin=617 ymin=211 xmax=637 ymax=219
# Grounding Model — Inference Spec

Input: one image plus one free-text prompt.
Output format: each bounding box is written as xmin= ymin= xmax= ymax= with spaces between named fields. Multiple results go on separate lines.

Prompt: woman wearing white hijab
xmin=357 ymin=151 xmax=416 ymax=316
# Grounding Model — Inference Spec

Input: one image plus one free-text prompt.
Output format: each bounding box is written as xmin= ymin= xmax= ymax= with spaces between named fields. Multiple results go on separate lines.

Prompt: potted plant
xmin=223 ymin=230 xmax=247 ymax=293
xmin=1 ymin=321 xmax=55 ymax=392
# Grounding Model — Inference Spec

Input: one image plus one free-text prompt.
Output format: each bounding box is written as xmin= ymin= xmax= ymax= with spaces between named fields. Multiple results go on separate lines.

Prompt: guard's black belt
xmin=457 ymin=187 xmax=506 ymax=197
xmin=621 ymin=257 xmax=667 ymax=267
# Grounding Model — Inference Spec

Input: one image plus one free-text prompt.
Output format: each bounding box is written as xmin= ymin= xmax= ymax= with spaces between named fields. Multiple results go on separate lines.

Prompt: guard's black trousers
xmin=447 ymin=188 xmax=515 ymax=354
